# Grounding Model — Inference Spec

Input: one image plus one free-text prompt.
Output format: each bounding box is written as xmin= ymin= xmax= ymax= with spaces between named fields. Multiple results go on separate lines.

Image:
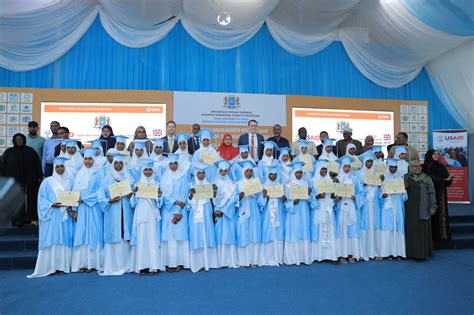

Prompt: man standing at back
xmin=237 ymin=119 xmax=264 ymax=162
xmin=266 ymin=124 xmax=290 ymax=158
xmin=187 ymin=123 xmax=201 ymax=155
xmin=161 ymin=120 xmax=179 ymax=154
xmin=388 ymin=132 xmax=420 ymax=161
xmin=335 ymin=127 xmax=362 ymax=157
xmin=42 ymin=121 xmax=61 ymax=177
xmin=26 ymin=121 xmax=45 ymax=160
xmin=316 ymin=130 xmax=336 ymax=158
xmin=291 ymin=127 xmax=318 ymax=158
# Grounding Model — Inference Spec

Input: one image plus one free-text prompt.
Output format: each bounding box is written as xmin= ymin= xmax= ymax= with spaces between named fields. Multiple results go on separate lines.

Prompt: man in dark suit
xmin=187 ymin=123 xmax=201 ymax=155
xmin=316 ymin=130 xmax=337 ymax=158
xmin=266 ymin=124 xmax=290 ymax=158
xmin=161 ymin=120 xmax=179 ymax=154
xmin=54 ymin=127 xmax=83 ymax=157
xmin=237 ymin=119 xmax=264 ymax=161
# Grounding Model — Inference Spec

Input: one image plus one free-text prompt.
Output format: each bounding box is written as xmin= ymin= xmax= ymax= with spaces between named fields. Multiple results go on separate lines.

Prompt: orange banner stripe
xmin=294 ymin=110 xmax=392 ymax=120
xmin=44 ymin=104 xmax=163 ymax=114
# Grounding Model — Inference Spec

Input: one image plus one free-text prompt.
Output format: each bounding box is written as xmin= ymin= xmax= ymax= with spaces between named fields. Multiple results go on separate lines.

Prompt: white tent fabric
xmin=427 ymin=40 xmax=474 ymax=133
xmin=0 ymin=0 xmax=472 ymax=122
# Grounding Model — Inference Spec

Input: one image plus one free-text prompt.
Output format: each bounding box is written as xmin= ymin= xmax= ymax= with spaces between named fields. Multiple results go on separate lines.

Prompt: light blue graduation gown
xmin=187 ymin=192 xmax=217 ymax=250
xmin=311 ymin=185 xmax=337 ymax=243
xmin=37 ymin=177 xmax=74 ymax=249
xmin=284 ymin=180 xmax=314 ymax=243
xmin=129 ymin=193 xmax=163 ymax=246
xmin=72 ymin=171 xmax=104 ymax=250
xmin=98 ymin=175 xmax=134 ymax=243
xmin=380 ymin=191 xmax=407 ymax=233
xmin=192 ymin=149 xmax=218 ymax=182
xmin=259 ymin=184 xmax=285 ymax=242
xmin=236 ymin=186 xmax=262 ymax=247
xmin=214 ymin=189 xmax=239 ymax=246
xmin=334 ymin=176 xmax=365 ymax=239
xmin=256 ymin=159 xmax=281 ymax=182
xmin=355 ymin=170 xmax=383 ymax=231
xmin=160 ymin=173 xmax=190 ymax=242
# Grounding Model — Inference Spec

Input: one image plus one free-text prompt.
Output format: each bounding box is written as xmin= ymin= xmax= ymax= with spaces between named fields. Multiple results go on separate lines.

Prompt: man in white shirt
xmin=291 ymin=127 xmax=318 ymax=158
xmin=237 ymin=119 xmax=264 ymax=162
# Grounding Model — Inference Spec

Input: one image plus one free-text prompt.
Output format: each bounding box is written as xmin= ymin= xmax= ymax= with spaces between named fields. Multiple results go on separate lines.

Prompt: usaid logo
xmin=444 ymin=136 xmax=464 ymax=141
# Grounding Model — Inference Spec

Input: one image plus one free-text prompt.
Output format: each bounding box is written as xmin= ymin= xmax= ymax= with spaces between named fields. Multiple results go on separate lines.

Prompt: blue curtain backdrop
xmin=0 ymin=18 xmax=463 ymax=141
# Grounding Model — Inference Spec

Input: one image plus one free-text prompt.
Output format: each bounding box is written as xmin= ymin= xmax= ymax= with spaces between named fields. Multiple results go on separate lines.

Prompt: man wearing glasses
xmin=54 ymin=126 xmax=83 ymax=158
xmin=237 ymin=119 xmax=264 ymax=162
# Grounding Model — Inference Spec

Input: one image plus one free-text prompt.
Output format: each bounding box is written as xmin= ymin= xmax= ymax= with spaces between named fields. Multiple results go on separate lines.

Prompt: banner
xmin=173 ymin=91 xmax=286 ymax=143
xmin=41 ymin=102 xmax=167 ymax=144
xmin=292 ymin=108 xmax=394 ymax=156
xmin=433 ymin=130 xmax=470 ymax=203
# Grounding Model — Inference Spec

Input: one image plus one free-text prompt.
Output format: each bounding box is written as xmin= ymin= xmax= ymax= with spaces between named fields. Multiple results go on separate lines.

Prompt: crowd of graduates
xmin=27 ymin=122 xmax=439 ymax=278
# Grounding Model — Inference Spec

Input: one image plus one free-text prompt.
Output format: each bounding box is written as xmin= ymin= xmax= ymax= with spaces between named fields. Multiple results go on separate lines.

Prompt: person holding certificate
xmin=259 ymin=165 xmax=286 ymax=266
xmin=257 ymin=141 xmax=280 ymax=182
xmin=277 ymin=147 xmax=292 ymax=185
xmin=193 ymin=128 xmax=219 ymax=181
xmin=334 ymin=155 xmax=365 ymax=263
xmin=63 ymin=139 xmax=83 ymax=171
xmin=293 ymin=140 xmax=316 ymax=181
xmin=379 ymin=158 xmax=407 ymax=260
xmin=187 ymin=162 xmax=219 ymax=272
xmin=174 ymin=132 xmax=193 ymax=173
xmin=346 ymin=143 xmax=362 ymax=171
xmin=355 ymin=151 xmax=383 ymax=260
xmin=128 ymin=139 xmax=150 ymax=182
xmin=394 ymin=146 xmax=410 ymax=176
xmin=71 ymin=148 xmax=105 ymax=273
xmin=213 ymin=160 xmax=239 ymax=268
xmin=98 ymin=153 xmax=134 ymax=276
xmin=283 ymin=161 xmax=313 ymax=266
xmin=236 ymin=160 xmax=263 ymax=267
xmin=130 ymin=158 xmax=163 ymax=275
xmin=28 ymin=157 xmax=76 ymax=278
xmin=318 ymin=138 xmax=338 ymax=162
xmin=311 ymin=159 xmax=338 ymax=263
xmin=150 ymin=138 xmax=170 ymax=171
xmin=160 ymin=153 xmax=191 ymax=272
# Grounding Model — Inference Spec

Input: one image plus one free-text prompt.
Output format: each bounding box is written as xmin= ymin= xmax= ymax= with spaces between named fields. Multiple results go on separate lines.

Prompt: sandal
xmin=348 ymin=257 xmax=356 ymax=263
xmin=339 ymin=258 xmax=348 ymax=264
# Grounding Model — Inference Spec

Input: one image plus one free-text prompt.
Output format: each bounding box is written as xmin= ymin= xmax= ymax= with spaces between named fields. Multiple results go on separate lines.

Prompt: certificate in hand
xmin=375 ymin=164 xmax=385 ymax=175
xmin=383 ymin=180 xmax=405 ymax=194
xmin=200 ymin=151 xmax=218 ymax=165
xmin=108 ymin=180 xmax=132 ymax=198
xmin=57 ymin=190 xmax=80 ymax=207
xmin=351 ymin=157 xmax=362 ymax=169
xmin=265 ymin=184 xmax=284 ymax=198
xmin=136 ymin=183 xmax=159 ymax=199
xmin=328 ymin=162 xmax=339 ymax=174
xmin=364 ymin=172 xmax=382 ymax=186
xmin=289 ymin=184 xmax=309 ymax=200
xmin=192 ymin=184 xmax=214 ymax=199
xmin=314 ymin=180 xmax=335 ymax=194
xmin=240 ymin=178 xmax=263 ymax=196
xmin=300 ymin=155 xmax=314 ymax=173
xmin=334 ymin=183 xmax=355 ymax=198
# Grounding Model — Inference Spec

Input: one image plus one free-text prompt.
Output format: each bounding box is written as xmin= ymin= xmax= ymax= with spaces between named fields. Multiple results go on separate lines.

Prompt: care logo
xmin=223 ymin=95 xmax=240 ymax=109
xmin=94 ymin=115 xmax=111 ymax=129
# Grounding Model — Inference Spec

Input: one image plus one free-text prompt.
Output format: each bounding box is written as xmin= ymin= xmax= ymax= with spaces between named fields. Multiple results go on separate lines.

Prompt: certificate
xmin=240 ymin=178 xmax=263 ymax=196
xmin=289 ymin=184 xmax=308 ymax=200
xmin=314 ymin=180 xmax=335 ymax=194
xmin=364 ymin=172 xmax=382 ymax=186
xmin=200 ymin=151 xmax=218 ymax=165
xmin=265 ymin=184 xmax=284 ymax=198
xmin=375 ymin=164 xmax=385 ymax=175
xmin=57 ymin=191 xmax=80 ymax=207
xmin=383 ymin=180 xmax=405 ymax=194
xmin=328 ymin=161 xmax=339 ymax=174
xmin=300 ymin=155 xmax=314 ymax=173
xmin=334 ymin=183 xmax=354 ymax=198
xmin=351 ymin=157 xmax=362 ymax=169
xmin=192 ymin=184 xmax=214 ymax=199
xmin=136 ymin=183 xmax=159 ymax=199
xmin=108 ymin=180 xmax=132 ymax=198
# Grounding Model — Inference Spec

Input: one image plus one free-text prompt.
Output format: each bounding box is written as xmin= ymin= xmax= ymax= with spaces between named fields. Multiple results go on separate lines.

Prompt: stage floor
xmin=1 ymin=249 xmax=473 ymax=314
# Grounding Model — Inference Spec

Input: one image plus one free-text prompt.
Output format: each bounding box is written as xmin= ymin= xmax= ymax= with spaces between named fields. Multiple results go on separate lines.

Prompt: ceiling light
xmin=217 ymin=11 xmax=231 ymax=26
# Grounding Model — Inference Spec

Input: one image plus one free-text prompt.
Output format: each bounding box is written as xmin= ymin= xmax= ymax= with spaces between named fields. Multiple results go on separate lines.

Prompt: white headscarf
xmin=64 ymin=145 xmax=83 ymax=170
xmin=111 ymin=160 xmax=130 ymax=182
xmin=214 ymin=165 xmax=236 ymax=209
xmin=129 ymin=146 xmax=149 ymax=170
xmin=50 ymin=161 xmax=74 ymax=195
xmin=160 ymin=161 xmax=186 ymax=197
xmin=319 ymin=144 xmax=337 ymax=161
xmin=176 ymin=140 xmax=192 ymax=172
xmin=346 ymin=143 xmax=357 ymax=156
xmin=73 ymin=158 xmax=99 ymax=191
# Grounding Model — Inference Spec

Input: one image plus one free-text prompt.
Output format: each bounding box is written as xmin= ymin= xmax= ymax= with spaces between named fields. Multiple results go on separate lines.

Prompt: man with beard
xmin=291 ymin=127 xmax=318 ymax=158
xmin=26 ymin=121 xmax=45 ymax=160
xmin=266 ymin=124 xmax=290 ymax=158
xmin=42 ymin=121 xmax=61 ymax=177
xmin=1 ymin=133 xmax=43 ymax=226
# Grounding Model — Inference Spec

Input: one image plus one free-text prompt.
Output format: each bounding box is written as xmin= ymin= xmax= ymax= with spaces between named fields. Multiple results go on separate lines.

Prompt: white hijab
xmin=319 ymin=145 xmax=337 ymax=161
xmin=160 ymin=162 xmax=186 ymax=197
xmin=214 ymin=167 xmax=236 ymax=209
xmin=74 ymin=159 xmax=99 ymax=191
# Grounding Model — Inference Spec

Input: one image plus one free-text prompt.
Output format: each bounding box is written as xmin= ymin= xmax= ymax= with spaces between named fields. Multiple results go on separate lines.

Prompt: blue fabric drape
xmin=0 ymin=18 xmax=463 ymax=143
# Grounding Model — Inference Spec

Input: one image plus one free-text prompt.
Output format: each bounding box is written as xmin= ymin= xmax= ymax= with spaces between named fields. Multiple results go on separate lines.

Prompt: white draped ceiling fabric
xmin=0 ymin=0 xmax=472 ymax=131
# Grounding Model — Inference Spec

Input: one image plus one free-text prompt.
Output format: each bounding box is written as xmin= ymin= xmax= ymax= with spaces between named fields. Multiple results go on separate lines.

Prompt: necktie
xmin=251 ymin=134 xmax=255 ymax=160
xmin=169 ymin=137 xmax=174 ymax=152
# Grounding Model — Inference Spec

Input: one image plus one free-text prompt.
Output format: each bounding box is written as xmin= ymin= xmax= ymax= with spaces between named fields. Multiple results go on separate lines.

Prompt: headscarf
xmin=129 ymin=145 xmax=150 ymax=170
xmin=160 ymin=161 xmax=187 ymax=197
xmin=175 ymin=139 xmax=192 ymax=172
xmin=73 ymin=157 xmax=99 ymax=191
xmin=422 ymin=149 xmax=450 ymax=179
xmin=362 ymin=135 xmax=374 ymax=153
xmin=111 ymin=160 xmax=130 ymax=182
xmin=408 ymin=160 xmax=432 ymax=184
xmin=319 ymin=143 xmax=337 ymax=161
xmin=217 ymin=133 xmax=239 ymax=161
xmin=50 ymin=160 xmax=74 ymax=194
xmin=346 ymin=143 xmax=357 ymax=156
xmin=214 ymin=162 xmax=236 ymax=209
xmin=64 ymin=144 xmax=83 ymax=170
xmin=99 ymin=125 xmax=116 ymax=152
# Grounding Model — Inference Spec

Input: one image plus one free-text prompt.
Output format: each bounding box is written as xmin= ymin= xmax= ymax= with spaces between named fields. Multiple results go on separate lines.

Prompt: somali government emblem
xmin=223 ymin=95 xmax=240 ymax=109
xmin=336 ymin=121 xmax=350 ymax=133
xmin=94 ymin=115 xmax=111 ymax=129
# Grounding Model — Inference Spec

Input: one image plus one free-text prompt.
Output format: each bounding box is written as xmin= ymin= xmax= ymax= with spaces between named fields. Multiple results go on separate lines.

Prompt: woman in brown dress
xmin=405 ymin=161 xmax=437 ymax=260
xmin=422 ymin=150 xmax=453 ymax=241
